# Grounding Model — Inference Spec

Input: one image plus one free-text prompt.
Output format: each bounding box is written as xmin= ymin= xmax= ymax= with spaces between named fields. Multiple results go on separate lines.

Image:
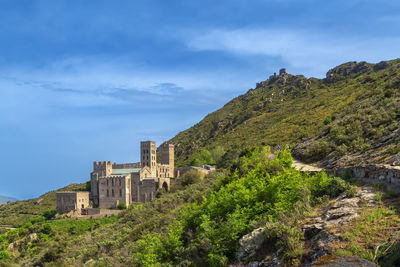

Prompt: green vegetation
xmin=130 ymin=148 xmax=349 ymax=266
xmin=333 ymin=207 xmax=400 ymax=262
xmin=0 ymin=183 xmax=87 ymax=227
xmin=0 ymin=149 xmax=351 ymax=266
xmin=1 ymin=59 xmax=400 ymax=266
xmin=169 ymin=59 xmax=400 ymax=168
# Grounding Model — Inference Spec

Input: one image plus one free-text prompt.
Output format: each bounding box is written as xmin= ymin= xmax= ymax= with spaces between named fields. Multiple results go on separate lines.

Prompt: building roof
xmin=111 ymin=168 xmax=141 ymax=175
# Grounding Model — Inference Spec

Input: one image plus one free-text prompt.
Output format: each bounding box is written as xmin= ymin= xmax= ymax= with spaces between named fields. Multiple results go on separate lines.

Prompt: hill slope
xmin=0 ymin=196 xmax=17 ymax=205
xmin=0 ymin=183 xmax=86 ymax=227
xmin=169 ymin=59 xmax=400 ymax=169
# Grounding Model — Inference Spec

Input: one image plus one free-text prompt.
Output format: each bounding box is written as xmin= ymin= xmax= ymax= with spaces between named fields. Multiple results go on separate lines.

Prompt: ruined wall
xmin=328 ymin=164 xmax=400 ymax=191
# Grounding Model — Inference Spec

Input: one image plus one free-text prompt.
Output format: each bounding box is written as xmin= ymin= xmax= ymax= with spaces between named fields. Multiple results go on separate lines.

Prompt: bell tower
xmin=141 ymin=141 xmax=157 ymax=176
xmin=160 ymin=143 xmax=174 ymax=177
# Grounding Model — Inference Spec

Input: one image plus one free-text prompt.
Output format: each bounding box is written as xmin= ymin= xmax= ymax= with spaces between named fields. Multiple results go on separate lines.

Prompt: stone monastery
xmin=56 ymin=141 xmax=175 ymax=214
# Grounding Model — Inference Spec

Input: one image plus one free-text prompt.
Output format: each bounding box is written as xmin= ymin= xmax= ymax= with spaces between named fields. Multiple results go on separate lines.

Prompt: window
xmin=112 ymin=178 xmax=114 ymax=186
xmin=119 ymin=189 xmax=122 ymax=197
xmin=119 ymin=179 xmax=122 ymax=186
xmin=112 ymin=189 xmax=114 ymax=197
xmin=107 ymin=189 xmax=109 ymax=197
xmin=107 ymin=180 xmax=109 ymax=186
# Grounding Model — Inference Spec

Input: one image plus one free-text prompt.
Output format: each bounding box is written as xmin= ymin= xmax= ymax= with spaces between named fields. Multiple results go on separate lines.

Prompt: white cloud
xmin=184 ymin=28 xmax=400 ymax=77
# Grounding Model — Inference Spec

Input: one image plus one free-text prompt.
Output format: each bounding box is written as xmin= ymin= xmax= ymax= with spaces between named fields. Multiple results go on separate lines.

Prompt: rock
xmin=388 ymin=154 xmax=400 ymax=166
xmin=303 ymin=187 xmax=376 ymax=261
xmin=309 ymin=230 xmax=338 ymax=261
xmin=303 ymin=223 xmax=324 ymax=239
xmin=312 ymin=255 xmax=377 ymax=266
xmin=28 ymin=233 xmax=38 ymax=242
xmin=248 ymin=252 xmax=281 ymax=267
xmin=237 ymin=227 xmax=267 ymax=262
xmin=373 ymin=61 xmax=389 ymax=71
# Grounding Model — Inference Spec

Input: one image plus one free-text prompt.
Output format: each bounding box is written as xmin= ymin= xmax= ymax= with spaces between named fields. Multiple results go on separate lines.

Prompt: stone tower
xmin=91 ymin=161 xmax=112 ymax=206
xmin=141 ymin=141 xmax=157 ymax=176
xmin=160 ymin=143 xmax=174 ymax=177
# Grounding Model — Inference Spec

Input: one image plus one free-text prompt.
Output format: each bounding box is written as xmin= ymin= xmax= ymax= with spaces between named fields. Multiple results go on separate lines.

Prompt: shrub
xmin=0 ymin=250 xmax=10 ymax=259
xmin=308 ymin=140 xmax=332 ymax=160
xmin=43 ymin=209 xmax=56 ymax=220
xmin=264 ymin=222 xmax=304 ymax=265
xmin=374 ymin=192 xmax=384 ymax=202
xmin=345 ymin=185 xmax=358 ymax=198
xmin=117 ymin=203 xmax=127 ymax=210
xmin=180 ymin=169 xmax=205 ymax=186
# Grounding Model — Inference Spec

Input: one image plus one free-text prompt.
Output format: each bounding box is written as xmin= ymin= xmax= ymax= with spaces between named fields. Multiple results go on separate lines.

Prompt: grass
xmin=332 ymin=206 xmax=400 ymax=261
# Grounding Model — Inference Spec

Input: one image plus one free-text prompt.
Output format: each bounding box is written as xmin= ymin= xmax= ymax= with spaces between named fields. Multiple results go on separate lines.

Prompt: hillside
xmin=0 ymin=183 xmax=87 ymax=227
xmin=169 ymin=59 xmax=400 ymax=169
xmin=0 ymin=196 xmax=17 ymax=205
xmin=1 ymin=59 xmax=400 ymax=266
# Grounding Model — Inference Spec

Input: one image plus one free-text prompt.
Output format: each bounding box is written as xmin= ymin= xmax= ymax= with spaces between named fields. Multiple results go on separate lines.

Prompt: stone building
xmin=90 ymin=141 xmax=174 ymax=208
xmin=56 ymin=191 xmax=90 ymax=214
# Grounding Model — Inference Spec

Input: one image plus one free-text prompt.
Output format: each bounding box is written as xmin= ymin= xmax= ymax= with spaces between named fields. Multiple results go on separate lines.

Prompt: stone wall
xmin=328 ymin=164 xmax=400 ymax=191
xmin=98 ymin=175 xmax=131 ymax=209
xmin=56 ymin=191 xmax=90 ymax=214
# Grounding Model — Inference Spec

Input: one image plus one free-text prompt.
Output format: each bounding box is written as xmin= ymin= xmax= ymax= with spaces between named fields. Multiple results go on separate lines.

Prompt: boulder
xmin=237 ymin=228 xmax=266 ymax=262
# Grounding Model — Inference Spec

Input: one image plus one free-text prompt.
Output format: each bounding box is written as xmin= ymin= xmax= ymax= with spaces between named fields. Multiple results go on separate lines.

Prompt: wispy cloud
xmin=183 ymin=28 xmax=400 ymax=77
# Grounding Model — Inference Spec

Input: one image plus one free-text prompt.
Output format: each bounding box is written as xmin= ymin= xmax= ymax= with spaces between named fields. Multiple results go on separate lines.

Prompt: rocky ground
xmin=236 ymin=187 xmax=380 ymax=266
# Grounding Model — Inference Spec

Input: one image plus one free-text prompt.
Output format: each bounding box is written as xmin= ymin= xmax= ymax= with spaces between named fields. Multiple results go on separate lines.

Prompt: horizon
xmin=1 ymin=0 xmax=400 ymax=200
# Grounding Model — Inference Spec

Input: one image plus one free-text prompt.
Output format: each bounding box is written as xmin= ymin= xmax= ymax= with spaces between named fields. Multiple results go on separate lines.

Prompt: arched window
xmin=107 ymin=189 xmax=109 ymax=197
xmin=119 ymin=189 xmax=122 ymax=197
xmin=119 ymin=179 xmax=122 ymax=186
xmin=112 ymin=189 xmax=114 ymax=197
xmin=107 ymin=180 xmax=109 ymax=186
xmin=112 ymin=178 xmax=114 ymax=186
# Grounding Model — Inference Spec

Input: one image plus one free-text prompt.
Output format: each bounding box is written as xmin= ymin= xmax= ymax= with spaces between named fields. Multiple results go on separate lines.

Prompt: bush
xmin=117 ymin=203 xmax=127 ymax=210
xmin=345 ymin=185 xmax=358 ymax=198
xmin=0 ymin=250 xmax=10 ymax=259
xmin=180 ymin=169 xmax=205 ymax=186
xmin=264 ymin=222 xmax=304 ymax=265
xmin=307 ymin=140 xmax=332 ymax=160
xmin=374 ymin=192 xmax=384 ymax=202
xmin=43 ymin=209 xmax=56 ymax=220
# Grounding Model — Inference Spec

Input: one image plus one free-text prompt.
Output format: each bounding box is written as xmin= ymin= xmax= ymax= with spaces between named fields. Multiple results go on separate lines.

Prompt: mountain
xmin=169 ymin=59 xmax=400 ymax=169
xmin=1 ymin=59 xmax=400 ymax=266
xmin=0 ymin=195 xmax=17 ymax=204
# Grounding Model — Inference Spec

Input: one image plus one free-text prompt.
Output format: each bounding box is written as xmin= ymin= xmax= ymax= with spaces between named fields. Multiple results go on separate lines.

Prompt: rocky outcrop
xmin=303 ymin=187 xmax=376 ymax=262
xmin=237 ymin=228 xmax=267 ymax=262
xmin=236 ymin=187 xmax=376 ymax=266
xmin=326 ymin=61 xmax=372 ymax=82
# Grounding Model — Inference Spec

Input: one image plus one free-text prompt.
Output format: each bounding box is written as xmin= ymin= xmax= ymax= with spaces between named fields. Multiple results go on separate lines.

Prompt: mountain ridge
xmin=168 ymin=59 xmax=400 ymax=169
xmin=0 ymin=195 xmax=17 ymax=205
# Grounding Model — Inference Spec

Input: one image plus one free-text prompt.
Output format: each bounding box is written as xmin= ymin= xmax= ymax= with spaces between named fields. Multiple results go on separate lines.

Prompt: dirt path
xmin=292 ymin=159 xmax=323 ymax=172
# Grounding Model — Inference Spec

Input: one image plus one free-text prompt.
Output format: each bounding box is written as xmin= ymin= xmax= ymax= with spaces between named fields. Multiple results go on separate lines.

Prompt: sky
xmin=0 ymin=0 xmax=400 ymax=199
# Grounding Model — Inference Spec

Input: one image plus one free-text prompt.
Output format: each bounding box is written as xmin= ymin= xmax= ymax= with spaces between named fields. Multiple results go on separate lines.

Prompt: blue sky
xmin=0 ymin=0 xmax=399 ymax=199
